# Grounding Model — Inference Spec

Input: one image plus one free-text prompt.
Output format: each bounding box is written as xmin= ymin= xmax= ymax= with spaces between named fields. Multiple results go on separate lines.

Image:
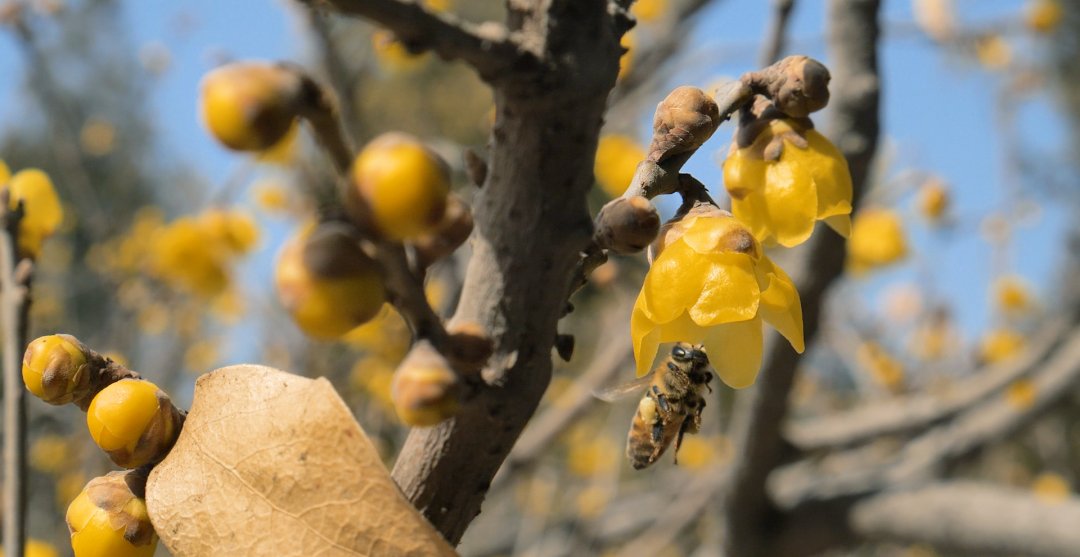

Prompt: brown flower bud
xmin=765 ymin=55 xmax=830 ymax=118
xmin=647 ymin=86 xmax=721 ymax=164
xmin=595 ymin=195 xmax=661 ymax=255
xmin=445 ymin=321 xmax=493 ymax=374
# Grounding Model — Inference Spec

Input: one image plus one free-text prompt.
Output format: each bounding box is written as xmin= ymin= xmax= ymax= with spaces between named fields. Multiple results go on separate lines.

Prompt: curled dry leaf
xmin=146 ymin=364 xmax=457 ymax=557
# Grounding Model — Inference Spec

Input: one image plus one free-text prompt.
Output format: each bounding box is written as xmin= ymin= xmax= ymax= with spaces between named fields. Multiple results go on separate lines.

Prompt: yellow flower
xmin=252 ymin=181 xmax=290 ymax=213
xmin=975 ymin=34 xmax=1012 ymax=70
xmin=150 ymin=217 xmax=229 ymax=297
xmin=1026 ymin=0 xmax=1063 ymax=34
xmin=632 ymin=204 xmax=803 ymax=388
xmin=618 ymin=31 xmax=635 ymax=82
xmin=856 ymin=341 xmax=906 ymax=394
xmin=30 ymin=434 xmax=73 ymax=474
xmin=1032 ymin=472 xmax=1071 ymax=503
xmin=595 ymin=134 xmax=646 ymax=198
xmin=199 ymin=209 xmax=259 ymax=254
xmin=723 ymin=118 xmax=853 ymax=247
xmin=633 ymin=0 xmax=667 ymax=22
xmin=992 ymin=275 xmax=1035 ymax=317
xmin=6 ymin=168 xmax=64 ymax=258
xmin=567 ymin=437 xmax=621 ymax=477
xmin=372 ymin=29 xmax=428 ymax=72
xmin=917 ymin=178 xmax=949 ymax=222
xmin=847 ymin=208 xmax=907 ymax=273
xmin=0 ymin=539 xmax=59 ymax=557
xmin=80 ymin=117 xmax=117 ymax=157
xmin=980 ymin=328 xmax=1026 ymax=364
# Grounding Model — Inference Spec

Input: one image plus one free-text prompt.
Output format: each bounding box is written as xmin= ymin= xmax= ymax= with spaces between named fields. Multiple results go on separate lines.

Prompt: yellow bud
xmin=350 ymin=132 xmax=450 ymax=241
xmin=66 ymin=471 xmax=157 ymax=557
xmin=7 ymin=168 xmax=63 ymax=258
xmin=0 ymin=539 xmax=60 ymax=557
xmin=23 ymin=334 xmax=91 ymax=405
xmin=275 ymin=223 xmax=387 ymax=339
xmin=411 ymin=193 xmax=474 ymax=266
xmin=1026 ymin=0 xmax=1063 ymax=34
xmin=199 ymin=61 xmax=304 ymax=151
xmin=917 ymin=178 xmax=949 ymax=222
xmin=391 ymin=343 xmax=460 ymax=426
xmin=594 ymin=134 xmax=646 ymax=198
xmin=86 ymin=379 xmax=181 ymax=468
xmin=847 ymin=208 xmax=908 ymax=274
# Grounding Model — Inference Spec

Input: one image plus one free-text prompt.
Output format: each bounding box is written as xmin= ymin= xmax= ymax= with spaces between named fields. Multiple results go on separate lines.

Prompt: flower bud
xmin=412 ymin=193 xmax=474 ymax=266
xmin=86 ymin=379 xmax=182 ymax=468
xmin=594 ymin=196 xmax=660 ymax=255
xmin=200 ymin=61 xmax=305 ymax=151
xmin=766 ymin=55 xmax=830 ymax=118
xmin=445 ymin=321 xmax=494 ymax=374
xmin=349 ymin=132 xmax=450 ymax=241
xmin=23 ymin=334 xmax=91 ymax=405
xmin=391 ymin=342 xmax=460 ymax=426
xmin=66 ymin=471 xmax=157 ymax=557
xmin=7 ymin=168 xmax=63 ymax=258
xmin=275 ymin=222 xmax=387 ymax=339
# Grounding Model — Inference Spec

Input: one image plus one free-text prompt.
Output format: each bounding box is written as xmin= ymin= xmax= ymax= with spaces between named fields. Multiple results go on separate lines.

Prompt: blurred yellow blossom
xmin=975 ymin=34 xmax=1012 ymax=70
xmin=980 ymin=328 xmax=1027 ymax=364
xmin=136 ymin=303 xmax=169 ymax=335
xmin=211 ymin=289 xmax=246 ymax=323
xmin=350 ymin=356 xmax=397 ymax=411
xmin=256 ymin=121 xmax=299 ymax=165
xmin=0 ymin=539 xmax=59 ymax=557
xmin=252 ymin=181 xmax=290 ymax=213
xmin=575 ymin=485 xmax=612 ymax=519
xmin=633 ymin=204 xmax=803 ymax=387
xmin=184 ymin=339 xmax=219 ymax=372
xmin=423 ymin=0 xmax=451 ymax=11
xmin=676 ymin=436 xmax=716 ymax=470
xmin=79 ymin=116 xmax=117 ymax=156
xmin=723 ymin=118 xmax=853 ymax=247
xmin=567 ymin=436 xmax=621 ymax=477
xmin=1032 ymin=472 xmax=1071 ymax=503
xmin=29 ymin=434 xmax=73 ymax=475
xmin=908 ymin=311 xmax=958 ymax=362
xmin=913 ymin=0 xmax=956 ymax=42
xmin=372 ymin=29 xmax=427 ymax=72
xmin=595 ymin=134 xmax=645 ymax=198
xmin=633 ymin=0 xmax=667 ymax=22
xmin=1006 ymin=378 xmax=1037 ymax=409
xmin=344 ymin=305 xmax=411 ymax=362
xmin=917 ymin=178 xmax=949 ymax=222
xmin=101 ymin=351 xmax=128 ymax=368
xmin=992 ymin=275 xmax=1035 ymax=317
xmin=0 ymin=159 xmax=10 ymax=184
xmin=618 ymin=31 xmax=635 ymax=82
xmin=847 ymin=208 xmax=908 ymax=274
xmin=6 ymin=168 xmax=64 ymax=258
xmin=857 ymin=342 xmax=905 ymax=394
xmin=1026 ymin=0 xmax=1063 ymax=34
xmin=56 ymin=470 xmax=87 ymax=509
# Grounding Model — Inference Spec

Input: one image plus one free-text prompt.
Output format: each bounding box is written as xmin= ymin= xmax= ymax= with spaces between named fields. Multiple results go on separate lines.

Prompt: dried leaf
xmin=146 ymin=364 xmax=457 ymax=556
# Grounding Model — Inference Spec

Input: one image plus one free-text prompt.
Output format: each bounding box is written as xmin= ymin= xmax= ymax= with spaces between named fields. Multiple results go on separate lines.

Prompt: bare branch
xmin=1 ymin=209 xmax=32 ymax=557
xmin=786 ymin=315 xmax=1075 ymax=452
xmin=721 ymin=1 xmax=881 ymax=555
xmin=300 ymin=0 xmax=540 ymax=83
xmin=773 ymin=325 xmax=1080 ymax=507
xmin=850 ymin=482 xmax=1080 ymax=556
xmin=760 ymin=0 xmax=796 ymax=66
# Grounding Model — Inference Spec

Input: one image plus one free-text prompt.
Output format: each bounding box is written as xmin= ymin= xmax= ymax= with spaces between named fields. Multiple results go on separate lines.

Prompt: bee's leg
xmin=673 ymin=418 xmax=692 ymax=465
xmin=652 ymin=422 xmax=664 ymax=443
xmin=651 ymin=386 xmax=670 ymax=413
xmin=704 ymin=371 xmax=714 ymax=393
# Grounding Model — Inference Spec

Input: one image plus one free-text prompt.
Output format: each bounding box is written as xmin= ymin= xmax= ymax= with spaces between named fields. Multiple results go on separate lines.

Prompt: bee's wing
xmin=592 ymin=371 xmax=654 ymax=402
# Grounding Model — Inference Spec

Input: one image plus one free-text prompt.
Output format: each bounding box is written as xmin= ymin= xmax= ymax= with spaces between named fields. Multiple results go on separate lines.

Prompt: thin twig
xmin=760 ymin=0 xmax=796 ymax=67
xmin=1 ymin=207 xmax=32 ymax=557
xmin=299 ymin=0 xmax=539 ymax=83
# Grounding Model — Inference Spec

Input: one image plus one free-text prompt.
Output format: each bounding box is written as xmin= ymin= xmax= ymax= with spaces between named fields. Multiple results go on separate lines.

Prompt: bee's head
xmin=671 ymin=343 xmax=710 ymax=366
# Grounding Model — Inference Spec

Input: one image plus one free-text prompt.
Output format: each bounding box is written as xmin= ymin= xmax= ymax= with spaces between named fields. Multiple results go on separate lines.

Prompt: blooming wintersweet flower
xmin=847 ymin=207 xmax=908 ymax=274
xmin=632 ymin=203 xmax=804 ymax=388
xmin=723 ymin=117 xmax=852 ymax=248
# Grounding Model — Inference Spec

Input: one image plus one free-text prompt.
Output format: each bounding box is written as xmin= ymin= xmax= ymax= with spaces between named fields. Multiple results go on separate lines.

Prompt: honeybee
xmin=594 ymin=343 xmax=714 ymax=469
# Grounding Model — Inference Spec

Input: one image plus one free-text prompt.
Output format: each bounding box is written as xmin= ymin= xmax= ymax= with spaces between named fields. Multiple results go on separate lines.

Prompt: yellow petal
xmin=731 ymin=159 xmax=818 ymax=248
xmin=703 ymin=317 xmax=763 ymax=389
xmin=803 ymin=130 xmax=853 ymax=220
xmin=640 ymin=240 xmax=711 ymax=324
xmin=656 ymin=311 xmax=708 ymax=345
xmin=823 ymin=214 xmax=851 ymax=238
xmin=722 ymin=148 xmax=765 ymax=201
xmin=679 ymin=213 xmax=760 ymax=258
xmin=756 ymin=258 xmax=804 ymax=353
xmin=631 ymin=305 xmax=662 ymax=377
xmin=688 ymin=252 xmax=760 ymax=327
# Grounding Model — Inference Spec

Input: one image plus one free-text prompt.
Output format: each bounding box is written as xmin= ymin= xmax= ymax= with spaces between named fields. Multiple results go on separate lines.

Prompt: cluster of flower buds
xmin=274 ymin=222 xmax=387 ymax=339
xmin=23 ymin=335 xmax=175 ymax=556
xmin=66 ymin=470 xmax=158 ymax=557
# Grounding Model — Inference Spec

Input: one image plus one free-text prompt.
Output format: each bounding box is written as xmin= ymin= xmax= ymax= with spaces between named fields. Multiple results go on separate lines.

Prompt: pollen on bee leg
xmin=637 ymin=396 xmax=657 ymax=425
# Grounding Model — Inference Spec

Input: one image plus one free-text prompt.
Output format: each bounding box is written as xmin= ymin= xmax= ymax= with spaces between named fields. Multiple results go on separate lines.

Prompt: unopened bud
xmin=23 ymin=334 xmax=91 ymax=405
xmin=86 ymin=379 xmax=183 ymax=468
xmin=275 ymin=222 xmax=387 ymax=339
xmin=391 ymin=342 xmax=460 ymax=427
xmin=595 ymin=195 xmax=660 ymax=255
xmin=200 ymin=61 xmax=306 ymax=151
xmin=445 ymin=321 xmax=493 ymax=374
xmin=765 ymin=55 xmax=830 ymax=118
xmin=66 ymin=470 xmax=158 ymax=557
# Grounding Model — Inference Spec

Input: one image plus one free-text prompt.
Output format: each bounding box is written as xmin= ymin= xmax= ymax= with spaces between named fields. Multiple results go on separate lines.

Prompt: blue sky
xmin=0 ymin=0 xmax=1069 ymax=354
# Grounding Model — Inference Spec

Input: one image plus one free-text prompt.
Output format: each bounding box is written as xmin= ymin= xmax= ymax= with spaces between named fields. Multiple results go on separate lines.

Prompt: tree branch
xmin=721 ymin=1 xmax=881 ymax=555
xmin=850 ymin=482 xmax=1080 ymax=556
xmin=1 ymin=209 xmax=32 ymax=557
xmin=300 ymin=0 xmax=540 ymax=83
xmin=786 ymin=315 xmax=1076 ymax=452
xmin=759 ymin=0 xmax=796 ymax=66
